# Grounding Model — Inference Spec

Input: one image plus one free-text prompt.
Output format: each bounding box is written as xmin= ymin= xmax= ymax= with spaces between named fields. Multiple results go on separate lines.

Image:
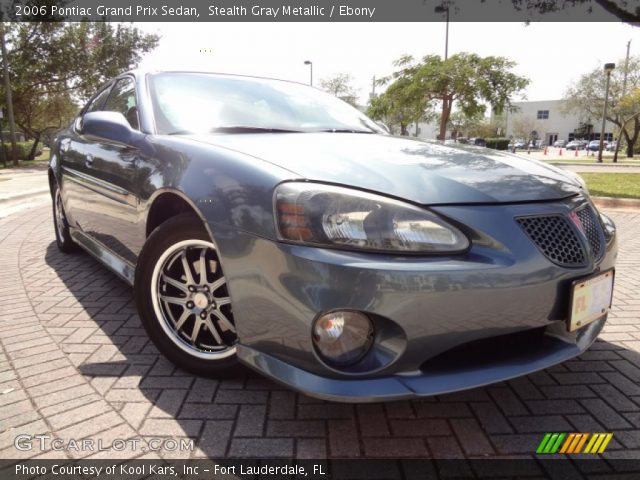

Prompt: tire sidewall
xmin=135 ymin=214 xmax=240 ymax=376
xmin=52 ymin=183 xmax=78 ymax=253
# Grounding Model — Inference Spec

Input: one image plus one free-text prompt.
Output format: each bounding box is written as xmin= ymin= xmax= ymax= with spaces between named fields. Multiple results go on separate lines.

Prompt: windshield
xmin=148 ymin=72 xmax=384 ymax=135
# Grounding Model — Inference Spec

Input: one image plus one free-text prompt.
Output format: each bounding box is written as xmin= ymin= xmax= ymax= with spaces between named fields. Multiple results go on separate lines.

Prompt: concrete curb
xmin=549 ymin=162 xmax=640 ymax=168
xmin=592 ymin=196 xmax=640 ymax=210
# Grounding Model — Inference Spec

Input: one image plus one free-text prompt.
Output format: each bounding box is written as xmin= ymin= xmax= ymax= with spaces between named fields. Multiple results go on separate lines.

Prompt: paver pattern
xmin=0 ymin=204 xmax=638 ymax=460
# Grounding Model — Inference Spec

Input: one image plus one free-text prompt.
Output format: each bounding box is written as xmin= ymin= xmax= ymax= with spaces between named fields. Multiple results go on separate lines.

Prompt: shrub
xmin=485 ymin=138 xmax=510 ymax=150
xmin=1 ymin=141 xmax=42 ymax=160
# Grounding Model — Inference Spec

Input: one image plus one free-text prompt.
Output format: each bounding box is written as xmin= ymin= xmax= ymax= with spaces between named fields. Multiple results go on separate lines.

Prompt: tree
xmin=367 ymin=72 xmax=436 ymax=136
xmin=511 ymin=116 xmax=543 ymax=143
xmin=319 ymin=73 xmax=359 ymax=107
xmin=0 ymin=22 xmax=159 ymax=159
xmin=376 ymin=53 xmax=529 ymax=140
xmin=614 ymin=87 xmax=640 ymax=160
xmin=448 ymin=111 xmax=487 ymax=139
xmin=564 ymin=56 xmax=640 ymax=158
xmin=508 ymin=0 xmax=639 ymax=25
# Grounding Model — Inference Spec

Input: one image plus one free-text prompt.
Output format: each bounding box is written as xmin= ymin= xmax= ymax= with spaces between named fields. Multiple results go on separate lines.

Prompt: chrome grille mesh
xmin=576 ymin=205 xmax=603 ymax=260
xmin=516 ymin=215 xmax=587 ymax=267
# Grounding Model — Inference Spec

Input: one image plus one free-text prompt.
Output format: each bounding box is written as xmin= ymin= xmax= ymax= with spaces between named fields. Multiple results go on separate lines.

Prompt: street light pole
xmin=304 ymin=60 xmax=313 ymax=86
xmin=598 ymin=63 xmax=615 ymax=163
xmin=435 ymin=2 xmax=450 ymax=140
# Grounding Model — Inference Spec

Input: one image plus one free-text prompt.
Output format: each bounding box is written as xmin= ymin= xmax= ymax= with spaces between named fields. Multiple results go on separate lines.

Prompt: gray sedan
xmin=49 ymin=71 xmax=617 ymax=402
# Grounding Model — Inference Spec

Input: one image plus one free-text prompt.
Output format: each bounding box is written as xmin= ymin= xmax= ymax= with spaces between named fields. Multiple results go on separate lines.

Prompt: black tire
xmin=52 ymin=183 xmax=80 ymax=253
xmin=135 ymin=214 xmax=241 ymax=377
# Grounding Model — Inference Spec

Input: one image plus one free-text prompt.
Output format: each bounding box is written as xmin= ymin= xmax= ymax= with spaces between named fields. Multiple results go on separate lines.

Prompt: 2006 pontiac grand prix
xmin=49 ymin=70 xmax=616 ymax=402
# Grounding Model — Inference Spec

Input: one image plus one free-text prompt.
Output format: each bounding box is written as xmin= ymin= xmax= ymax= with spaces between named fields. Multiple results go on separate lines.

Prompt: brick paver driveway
xmin=0 ymin=205 xmax=639 ymax=460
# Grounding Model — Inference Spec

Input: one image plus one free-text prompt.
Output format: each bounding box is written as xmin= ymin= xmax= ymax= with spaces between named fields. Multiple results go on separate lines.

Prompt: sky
xmin=137 ymin=22 xmax=638 ymax=105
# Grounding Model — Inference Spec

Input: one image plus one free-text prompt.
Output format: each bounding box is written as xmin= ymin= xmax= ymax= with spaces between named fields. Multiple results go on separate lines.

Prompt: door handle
xmin=85 ymin=154 xmax=94 ymax=167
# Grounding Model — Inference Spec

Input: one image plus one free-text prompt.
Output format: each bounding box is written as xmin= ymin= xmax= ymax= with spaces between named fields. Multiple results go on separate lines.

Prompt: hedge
xmin=1 ymin=141 xmax=42 ymax=160
xmin=485 ymin=138 xmax=510 ymax=150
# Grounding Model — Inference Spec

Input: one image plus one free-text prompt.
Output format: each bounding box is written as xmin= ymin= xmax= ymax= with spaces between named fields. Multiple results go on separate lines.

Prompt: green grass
xmin=578 ymin=173 xmax=640 ymax=199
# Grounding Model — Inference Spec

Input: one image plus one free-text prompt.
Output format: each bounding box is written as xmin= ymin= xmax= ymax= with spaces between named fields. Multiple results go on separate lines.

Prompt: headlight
xmin=274 ymin=182 xmax=469 ymax=253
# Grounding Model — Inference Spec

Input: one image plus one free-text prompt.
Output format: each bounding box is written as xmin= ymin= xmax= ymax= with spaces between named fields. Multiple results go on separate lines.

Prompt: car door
xmin=61 ymin=83 xmax=114 ymax=231
xmin=79 ymin=76 xmax=143 ymax=264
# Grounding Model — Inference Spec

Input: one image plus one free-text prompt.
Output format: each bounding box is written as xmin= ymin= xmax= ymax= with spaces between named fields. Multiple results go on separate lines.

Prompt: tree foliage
xmin=1 ymin=22 xmax=159 ymax=158
xmin=319 ymin=73 xmax=359 ymax=107
xmin=369 ymin=53 xmax=529 ymax=139
xmin=564 ymin=56 xmax=640 ymax=158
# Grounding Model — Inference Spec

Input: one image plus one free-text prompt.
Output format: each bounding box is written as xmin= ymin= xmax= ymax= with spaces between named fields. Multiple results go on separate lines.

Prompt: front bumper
xmin=238 ymin=316 xmax=605 ymax=402
xmin=212 ymin=197 xmax=617 ymax=402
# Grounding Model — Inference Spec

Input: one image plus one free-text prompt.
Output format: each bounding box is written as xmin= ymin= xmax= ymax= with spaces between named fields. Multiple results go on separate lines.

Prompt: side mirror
xmin=82 ymin=111 xmax=140 ymax=145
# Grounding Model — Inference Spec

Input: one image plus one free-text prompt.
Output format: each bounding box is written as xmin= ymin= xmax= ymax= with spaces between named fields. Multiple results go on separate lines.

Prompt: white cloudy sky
xmin=137 ymin=22 xmax=637 ymax=104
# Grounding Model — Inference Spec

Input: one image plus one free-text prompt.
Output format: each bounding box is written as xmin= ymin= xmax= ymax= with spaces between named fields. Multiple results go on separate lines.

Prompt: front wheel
xmin=135 ymin=214 xmax=240 ymax=376
xmin=52 ymin=184 xmax=80 ymax=253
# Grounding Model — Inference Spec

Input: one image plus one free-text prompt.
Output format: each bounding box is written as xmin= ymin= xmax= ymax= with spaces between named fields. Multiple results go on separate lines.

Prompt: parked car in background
xmin=468 ymin=137 xmax=486 ymax=147
xmin=566 ymin=140 xmax=588 ymax=150
xmin=553 ymin=139 xmax=566 ymax=148
xmin=587 ymin=140 xmax=606 ymax=152
xmin=508 ymin=139 xmax=527 ymax=150
xmin=606 ymin=141 xmax=618 ymax=152
xmin=49 ymin=70 xmax=617 ymax=402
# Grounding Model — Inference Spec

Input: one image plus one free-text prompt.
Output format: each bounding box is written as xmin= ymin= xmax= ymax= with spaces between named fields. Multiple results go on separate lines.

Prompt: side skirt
xmin=70 ymin=229 xmax=135 ymax=286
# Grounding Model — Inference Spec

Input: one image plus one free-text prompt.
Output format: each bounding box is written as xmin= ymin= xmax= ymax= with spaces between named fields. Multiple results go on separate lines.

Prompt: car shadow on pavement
xmin=43 ymin=241 xmax=640 ymax=460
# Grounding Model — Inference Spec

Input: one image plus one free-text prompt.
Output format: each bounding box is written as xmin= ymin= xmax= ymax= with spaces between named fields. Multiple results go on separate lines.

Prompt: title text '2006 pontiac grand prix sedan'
xmin=49 ymin=71 xmax=616 ymax=402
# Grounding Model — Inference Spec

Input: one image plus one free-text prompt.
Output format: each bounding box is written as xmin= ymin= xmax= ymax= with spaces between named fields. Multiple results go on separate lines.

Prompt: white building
xmin=505 ymin=100 xmax=615 ymax=145
xmin=408 ymin=99 xmax=616 ymax=144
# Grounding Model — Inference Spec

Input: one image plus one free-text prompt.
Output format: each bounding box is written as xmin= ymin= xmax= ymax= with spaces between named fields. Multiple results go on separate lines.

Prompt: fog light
xmin=312 ymin=311 xmax=373 ymax=366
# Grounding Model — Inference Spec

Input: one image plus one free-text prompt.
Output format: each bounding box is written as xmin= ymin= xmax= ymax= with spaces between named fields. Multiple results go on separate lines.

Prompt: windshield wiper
xmin=315 ymin=128 xmax=374 ymax=134
xmin=210 ymin=126 xmax=302 ymax=134
xmin=166 ymin=130 xmax=197 ymax=135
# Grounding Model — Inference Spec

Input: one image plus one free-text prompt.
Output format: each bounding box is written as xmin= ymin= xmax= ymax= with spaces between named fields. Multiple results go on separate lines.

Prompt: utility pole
xmin=613 ymin=40 xmax=631 ymax=163
xmin=0 ymin=23 xmax=17 ymax=166
xmin=598 ymin=63 xmax=615 ymax=163
xmin=435 ymin=2 xmax=451 ymax=141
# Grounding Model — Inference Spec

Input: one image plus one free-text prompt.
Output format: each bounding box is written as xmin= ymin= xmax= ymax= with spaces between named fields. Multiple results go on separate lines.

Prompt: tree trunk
xmin=27 ymin=133 xmax=40 ymax=160
xmin=438 ymin=96 xmax=452 ymax=141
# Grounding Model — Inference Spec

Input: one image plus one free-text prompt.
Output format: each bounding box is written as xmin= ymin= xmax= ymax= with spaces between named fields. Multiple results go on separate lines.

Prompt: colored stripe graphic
xmin=573 ymin=433 xmax=589 ymax=453
xmin=538 ymin=433 xmax=613 ymax=454
xmin=537 ymin=433 xmax=566 ymax=454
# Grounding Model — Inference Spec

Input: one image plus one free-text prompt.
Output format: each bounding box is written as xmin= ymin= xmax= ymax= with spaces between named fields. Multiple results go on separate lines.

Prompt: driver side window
xmin=103 ymin=77 xmax=139 ymax=130
xmin=76 ymin=85 xmax=112 ymax=131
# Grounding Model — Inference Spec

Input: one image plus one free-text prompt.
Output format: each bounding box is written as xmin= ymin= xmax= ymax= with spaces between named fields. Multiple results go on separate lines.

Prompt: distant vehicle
xmin=566 ymin=140 xmax=588 ymax=151
xmin=473 ymin=137 xmax=486 ymax=147
xmin=509 ymin=140 xmax=526 ymax=149
xmin=606 ymin=141 xmax=618 ymax=152
xmin=587 ymin=140 xmax=606 ymax=152
xmin=553 ymin=140 xmax=566 ymax=148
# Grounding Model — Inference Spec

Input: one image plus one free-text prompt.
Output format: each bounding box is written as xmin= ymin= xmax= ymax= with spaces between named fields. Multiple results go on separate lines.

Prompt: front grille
xmin=517 ymin=215 xmax=587 ymax=267
xmin=576 ymin=205 xmax=603 ymax=260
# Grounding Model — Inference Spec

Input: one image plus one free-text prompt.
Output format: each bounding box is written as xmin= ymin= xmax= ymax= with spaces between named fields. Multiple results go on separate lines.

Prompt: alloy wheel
xmin=150 ymin=240 xmax=237 ymax=359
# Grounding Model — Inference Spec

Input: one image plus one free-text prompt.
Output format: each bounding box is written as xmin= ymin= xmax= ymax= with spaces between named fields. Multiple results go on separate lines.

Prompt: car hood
xmin=186 ymin=133 xmax=581 ymax=205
